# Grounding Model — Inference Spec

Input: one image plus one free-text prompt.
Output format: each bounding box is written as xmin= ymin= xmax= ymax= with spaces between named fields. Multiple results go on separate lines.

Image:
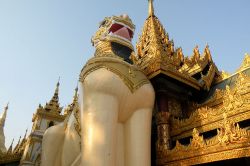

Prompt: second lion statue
xmin=41 ymin=14 xmax=155 ymax=166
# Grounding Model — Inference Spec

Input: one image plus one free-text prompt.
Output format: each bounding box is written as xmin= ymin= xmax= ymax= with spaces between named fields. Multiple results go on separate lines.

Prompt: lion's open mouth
xmin=109 ymin=23 xmax=134 ymax=42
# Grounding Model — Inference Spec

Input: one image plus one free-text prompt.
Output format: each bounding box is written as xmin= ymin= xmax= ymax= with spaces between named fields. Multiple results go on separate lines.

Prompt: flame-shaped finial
xmin=0 ymin=103 xmax=9 ymax=127
xmin=56 ymin=77 xmax=60 ymax=93
xmin=5 ymin=102 xmax=9 ymax=111
xmin=148 ymin=0 xmax=154 ymax=16
xmin=73 ymin=85 xmax=78 ymax=103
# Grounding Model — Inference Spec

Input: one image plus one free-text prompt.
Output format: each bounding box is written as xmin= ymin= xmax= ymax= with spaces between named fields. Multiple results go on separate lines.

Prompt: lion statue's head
xmin=91 ymin=14 xmax=135 ymax=52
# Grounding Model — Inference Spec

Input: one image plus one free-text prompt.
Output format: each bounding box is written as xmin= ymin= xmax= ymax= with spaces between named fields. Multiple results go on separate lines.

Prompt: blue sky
xmin=0 ymin=0 xmax=249 ymax=147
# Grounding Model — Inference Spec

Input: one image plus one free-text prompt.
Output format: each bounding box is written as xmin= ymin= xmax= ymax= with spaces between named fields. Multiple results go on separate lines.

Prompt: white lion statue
xmin=41 ymin=14 xmax=155 ymax=166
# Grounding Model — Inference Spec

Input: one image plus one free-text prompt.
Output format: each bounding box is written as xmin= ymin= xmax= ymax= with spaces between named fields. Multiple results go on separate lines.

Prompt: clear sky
xmin=0 ymin=0 xmax=249 ymax=147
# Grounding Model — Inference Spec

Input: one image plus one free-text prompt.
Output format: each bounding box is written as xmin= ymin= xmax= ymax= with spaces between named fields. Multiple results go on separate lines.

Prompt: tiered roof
xmin=135 ymin=0 xmax=220 ymax=91
xmin=32 ymin=81 xmax=64 ymax=122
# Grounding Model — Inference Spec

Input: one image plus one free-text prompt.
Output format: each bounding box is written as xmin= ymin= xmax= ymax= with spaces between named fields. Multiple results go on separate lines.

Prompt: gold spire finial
xmin=56 ymin=77 xmax=60 ymax=91
xmin=7 ymin=138 xmax=14 ymax=154
xmin=0 ymin=103 xmax=8 ymax=127
xmin=148 ymin=0 xmax=154 ymax=16
xmin=5 ymin=102 xmax=9 ymax=110
xmin=53 ymin=77 xmax=60 ymax=96
xmin=24 ymin=128 xmax=28 ymax=138
xmin=44 ymin=80 xmax=61 ymax=114
xmin=73 ymin=85 xmax=78 ymax=104
xmin=17 ymin=136 xmax=21 ymax=144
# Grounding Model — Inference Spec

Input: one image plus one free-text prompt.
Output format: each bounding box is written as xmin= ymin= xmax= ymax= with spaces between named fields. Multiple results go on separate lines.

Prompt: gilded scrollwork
xmin=169 ymin=72 xmax=250 ymax=140
xmin=190 ymin=128 xmax=205 ymax=148
xmin=157 ymin=113 xmax=250 ymax=166
xmin=0 ymin=132 xmax=28 ymax=164
xmin=217 ymin=113 xmax=248 ymax=145
xmin=156 ymin=71 xmax=250 ymax=165
xmin=134 ymin=5 xmax=220 ymax=91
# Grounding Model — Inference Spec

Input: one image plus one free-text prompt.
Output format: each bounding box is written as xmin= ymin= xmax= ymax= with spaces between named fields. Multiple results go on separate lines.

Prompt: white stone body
xmin=80 ymin=67 xmax=155 ymax=166
xmin=41 ymin=62 xmax=154 ymax=166
xmin=41 ymin=11 xmax=155 ymax=165
xmin=41 ymin=110 xmax=81 ymax=166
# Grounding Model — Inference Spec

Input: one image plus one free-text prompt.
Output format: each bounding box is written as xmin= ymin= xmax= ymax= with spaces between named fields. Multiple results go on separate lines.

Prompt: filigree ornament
xmin=80 ymin=57 xmax=150 ymax=93
xmin=223 ymin=86 xmax=243 ymax=112
xmin=169 ymin=72 xmax=250 ymax=139
xmin=190 ymin=128 xmax=205 ymax=148
xmin=217 ymin=113 xmax=248 ymax=145
xmin=134 ymin=13 xmax=219 ymax=91
xmin=157 ymin=113 xmax=250 ymax=166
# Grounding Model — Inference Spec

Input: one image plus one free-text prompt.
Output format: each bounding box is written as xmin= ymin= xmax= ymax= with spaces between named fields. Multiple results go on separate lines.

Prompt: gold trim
xmin=80 ymin=56 xmax=150 ymax=93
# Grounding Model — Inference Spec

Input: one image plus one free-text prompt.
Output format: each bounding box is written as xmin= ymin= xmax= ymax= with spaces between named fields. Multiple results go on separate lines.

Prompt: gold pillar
xmin=156 ymin=111 xmax=171 ymax=154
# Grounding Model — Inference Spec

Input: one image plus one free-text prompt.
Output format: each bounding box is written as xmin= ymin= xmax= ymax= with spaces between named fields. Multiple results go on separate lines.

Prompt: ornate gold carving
xmin=214 ymin=70 xmax=231 ymax=83
xmin=221 ymin=70 xmax=230 ymax=79
xmin=156 ymin=112 xmax=171 ymax=153
xmin=199 ymin=89 xmax=224 ymax=107
xmin=134 ymin=5 xmax=218 ymax=91
xmin=201 ymin=62 xmax=216 ymax=90
xmin=33 ymin=108 xmax=65 ymax=123
xmin=80 ymin=56 xmax=150 ymax=93
xmin=190 ymin=128 xmax=205 ymax=148
xmin=216 ymin=53 xmax=250 ymax=84
xmin=44 ymin=81 xmax=62 ymax=115
xmin=170 ymin=72 xmax=250 ymax=140
xmin=237 ymin=53 xmax=250 ymax=72
xmin=0 ymin=131 xmax=27 ymax=164
xmin=0 ymin=153 xmax=22 ymax=164
xmin=157 ymin=113 xmax=250 ymax=166
xmin=217 ymin=113 xmax=249 ymax=144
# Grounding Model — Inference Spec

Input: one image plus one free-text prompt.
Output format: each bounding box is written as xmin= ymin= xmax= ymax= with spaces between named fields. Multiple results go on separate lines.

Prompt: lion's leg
xmin=124 ymin=108 xmax=152 ymax=166
xmin=41 ymin=124 xmax=64 ymax=166
xmin=81 ymin=93 xmax=118 ymax=166
xmin=116 ymin=123 xmax=124 ymax=166
xmin=61 ymin=117 xmax=81 ymax=166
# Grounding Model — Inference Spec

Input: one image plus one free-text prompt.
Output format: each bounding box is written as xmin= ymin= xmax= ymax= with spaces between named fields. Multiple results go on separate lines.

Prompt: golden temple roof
xmin=135 ymin=0 xmax=220 ymax=91
xmin=0 ymin=129 xmax=26 ymax=164
xmin=32 ymin=80 xmax=65 ymax=122
xmin=44 ymin=80 xmax=62 ymax=114
xmin=140 ymin=2 xmax=250 ymax=164
xmin=13 ymin=129 xmax=28 ymax=154
xmin=136 ymin=0 xmax=176 ymax=64
xmin=63 ymin=86 xmax=78 ymax=116
xmin=6 ymin=139 xmax=14 ymax=154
